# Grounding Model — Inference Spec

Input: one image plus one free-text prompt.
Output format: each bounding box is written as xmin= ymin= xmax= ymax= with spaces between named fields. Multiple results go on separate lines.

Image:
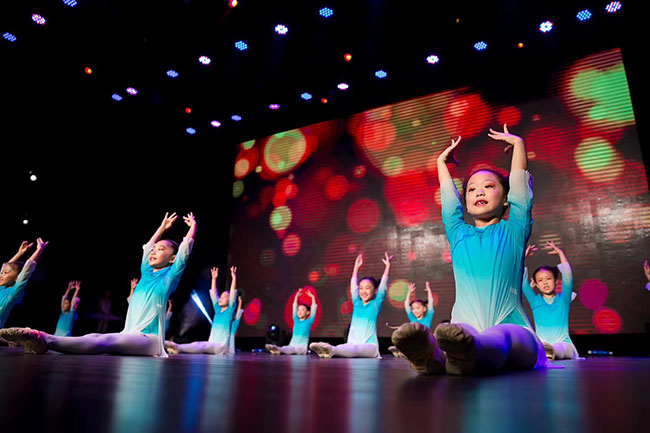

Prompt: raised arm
xmin=228 ymin=266 xmax=238 ymax=308
xmin=436 ymin=136 xmax=461 ymax=185
xmin=425 ymin=281 xmax=434 ymax=310
xmin=8 ymin=241 xmax=33 ymax=264
xmin=183 ymin=212 xmax=197 ymax=242
xmin=71 ymin=281 xmax=81 ymax=311
xmin=350 ymin=254 xmax=363 ymax=300
xmin=167 ymin=299 xmax=173 ymax=316
xmin=404 ymin=282 xmax=416 ymax=313
xmin=438 ymin=137 xmax=466 ymax=240
xmin=210 ymin=267 xmax=219 ymax=306
xmin=147 ymin=212 xmax=178 ymax=245
xmin=306 ymin=290 xmax=318 ymax=317
xmin=27 ymin=238 xmax=48 ymax=264
xmin=522 ymin=245 xmax=538 ymax=304
xmin=488 ymin=124 xmax=527 ymax=171
xmin=292 ymin=289 xmax=301 ymax=317
xmin=377 ymin=252 xmax=392 ymax=301
xmin=546 ymin=241 xmax=568 ymax=265
xmin=61 ymin=281 xmax=73 ymax=310
xmin=546 ymin=241 xmax=573 ymax=297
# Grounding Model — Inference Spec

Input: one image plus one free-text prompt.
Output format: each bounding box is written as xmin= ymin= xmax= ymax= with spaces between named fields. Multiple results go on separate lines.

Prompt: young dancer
xmin=0 ymin=212 xmax=196 ymax=357
xmin=54 ymin=281 xmax=81 ymax=337
xmin=310 ymin=253 xmax=391 ymax=358
xmin=1 ymin=239 xmax=48 ymax=328
xmin=228 ymin=296 xmax=243 ymax=354
xmin=165 ymin=266 xmax=237 ymax=355
xmin=392 ymin=126 xmax=546 ymax=375
xmin=388 ymin=281 xmax=435 ymax=357
xmin=523 ymin=241 xmax=578 ymax=360
xmin=266 ymin=288 xmax=318 ymax=355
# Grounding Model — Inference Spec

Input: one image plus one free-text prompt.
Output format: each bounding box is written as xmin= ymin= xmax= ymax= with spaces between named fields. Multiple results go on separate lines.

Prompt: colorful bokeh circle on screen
xmin=243 ymin=298 xmax=262 ymax=325
xmin=347 ymin=198 xmax=380 ymax=233
xmin=579 ymin=279 xmax=609 ymax=310
xmin=593 ymin=307 xmax=622 ymax=334
xmin=325 ymin=175 xmax=350 ymax=200
xmin=263 ymin=130 xmax=308 ymax=175
xmin=388 ymin=279 xmax=410 ymax=309
xmin=282 ymin=233 xmax=301 ymax=256
xmin=260 ymin=249 xmax=276 ymax=267
xmin=233 ymin=180 xmax=244 ymax=198
xmin=270 ymin=206 xmax=292 ymax=231
xmin=574 ymin=137 xmax=624 ymax=183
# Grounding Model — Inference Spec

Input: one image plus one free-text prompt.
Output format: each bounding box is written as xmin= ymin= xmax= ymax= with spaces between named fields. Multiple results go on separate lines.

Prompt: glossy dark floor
xmin=1 ymin=348 xmax=648 ymax=433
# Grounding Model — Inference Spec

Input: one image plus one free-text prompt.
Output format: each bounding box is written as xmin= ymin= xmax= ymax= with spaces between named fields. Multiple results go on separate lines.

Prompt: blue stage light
xmin=32 ymin=14 xmax=46 ymax=25
xmin=111 ymin=94 xmax=123 ymax=101
xmin=426 ymin=55 xmax=440 ymax=64
xmin=301 ymin=92 xmax=312 ymax=100
xmin=232 ymin=115 xmax=242 ymax=121
xmin=576 ymin=10 xmax=592 ymax=21
xmin=63 ymin=0 xmax=78 ymax=7
xmin=269 ymin=104 xmax=280 ymax=110
xmin=319 ymin=8 xmax=334 ymax=18
xmin=167 ymin=70 xmax=179 ymax=78
xmin=3 ymin=33 xmax=17 ymax=42
xmin=186 ymin=127 xmax=196 ymax=135
xmin=126 ymin=87 xmax=138 ymax=96
xmin=190 ymin=290 xmax=213 ymax=324
xmin=605 ymin=2 xmax=622 ymax=13
xmin=539 ymin=21 xmax=554 ymax=33
xmin=199 ymin=56 xmax=211 ymax=65
xmin=211 ymin=120 xmax=221 ymax=128
xmin=275 ymin=24 xmax=289 ymax=35
xmin=235 ymin=41 xmax=248 ymax=51
xmin=474 ymin=41 xmax=487 ymax=51
xmin=375 ymin=70 xmax=387 ymax=78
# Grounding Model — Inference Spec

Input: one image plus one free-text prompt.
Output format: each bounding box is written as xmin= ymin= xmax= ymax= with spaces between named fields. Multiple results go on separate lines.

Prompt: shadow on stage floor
xmin=1 ymin=348 xmax=648 ymax=433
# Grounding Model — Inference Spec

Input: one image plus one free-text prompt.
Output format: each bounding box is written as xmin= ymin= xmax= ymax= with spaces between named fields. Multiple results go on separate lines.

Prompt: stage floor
xmin=1 ymin=349 xmax=648 ymax=433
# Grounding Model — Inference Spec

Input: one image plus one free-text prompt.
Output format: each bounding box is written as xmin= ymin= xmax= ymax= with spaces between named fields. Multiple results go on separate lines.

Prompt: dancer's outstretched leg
xmin=391 ymin=322 xmax=446 ymax=375
xmin=175 ymin=341 xmax=228 ymax=355
xmin=0 ymin=328 xmax=159 ymax=355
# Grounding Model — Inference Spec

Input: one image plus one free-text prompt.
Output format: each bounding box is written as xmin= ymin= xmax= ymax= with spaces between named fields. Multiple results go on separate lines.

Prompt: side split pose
xmin=228 ymin=296 xmax=243 ymax=354
xmin=0 ymin=212 xmax=196 ymax=357
xmin=310 ymin=253 xmax=391 ymax=358
xmin=524 ymin=241 xmax=578 ymax=360
xmin=54 ymin=281 xmax=81 ymax=337
xmin=388 ymin=281 xmax=435 ymax=357
xmin=266 ymin=288 xmax=318 ymax=355
xmin=166 ymin=266 xmax=237 ymax=355
xmin=1 ymin=239 xmax=48 ymax=329
xmin=392 ymin=126 xmax=546 ymax=375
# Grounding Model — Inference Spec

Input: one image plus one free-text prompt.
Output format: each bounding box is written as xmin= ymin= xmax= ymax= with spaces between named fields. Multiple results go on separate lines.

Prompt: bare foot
xmin=392 ymin=323 xmax=446 ymax=375
xmin=434 ymin=323 xmax=478 ymax=375
xmin=309 ymin=342 xmax=334 ymax=358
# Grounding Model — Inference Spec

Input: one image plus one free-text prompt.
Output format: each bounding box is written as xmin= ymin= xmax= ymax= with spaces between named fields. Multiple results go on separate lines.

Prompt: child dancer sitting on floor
xmin=523 ymin=241 xmax=578 ymax=360
xmin=266 ymin=288 xmax=318 ymax=355
xmin=1 ymin=212 xmax=195 ymax=357
xmin=54 ymin=281 xmax=81 ymax=337
xmin=310 ymin=252 xmax=391 ymax=358
xmin=1 ymin=239 xmax=48 ymax=329
xmin=165 ymin=266 xmax=237 ymax=355
xmin=388 ymin=281 xmax=435 ymax=357
xmin=392 ymin=126 xmax=546 ymax=375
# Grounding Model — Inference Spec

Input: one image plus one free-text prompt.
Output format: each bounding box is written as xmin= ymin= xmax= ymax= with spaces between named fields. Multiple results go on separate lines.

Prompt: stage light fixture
xmin=517 ymin=42 xmax=524 ymax=48
xmin=30 ymin=174 xmax=37 ymax=181
xmin=232 ymin=115 xmax=242 ymax=121
xmin=3 ymin=33 xmax=17 ymax=42
xmin=63 ymin=0 xmax=78 ymax=6
xmin=167 ymin=70 xmax=179 ymax=78
xmin=126 ymin=87 xmax=138 ymax=96
xmin=32 ymin=14 xmax=46 ymax=25
xmin=235 ymin=41 xmax=248 ymax=51
xmin=337 ymin=83 xmax=349 ymax=90
xmin=199 ymin=56 xmax=211 ymax=65
xmin=23 ymin=219 xmax=29 ymax=225
xmin=539 ymin=21 xmax=554 ymax=33
xmin=321 ymin=98 xmax=328 ymax=104
xmin=275 ymin=24 xmax=288 ymax=35
xmin=576 ymin=10 xmax=592 ymax=21
xmin=426 ymin=55 xmax=440 ymax=64
xmin=186 ymin=127 xmax=196 ymax=135
xmin=211 ymin=120 xmax=221 ymax=128
xmin=375 ymin=70 xmax=387 ymax=78
xmin=319 ymin=8 xmax=334 ymax=18
xmin=344 ymin=53 xmax=352 ymax=62
xmin=111 ymin=94 xmax=123 ymax=101
xmin=605 ymin=2 xmax=622 ymax=13
xmin=474 ymin=41 xmax=487 ymax=51
xmin=301 ymin=93 xmax=312 ymax=100
xmin=84 ymin=67 xmax=92 ymax=74
xmin=229 ymin=0 xmax=238 ymax=7
xmin=185 ymin=107 xmax=192 ymax=114
xmin=269 ymin=104 xmax=280 ymax=110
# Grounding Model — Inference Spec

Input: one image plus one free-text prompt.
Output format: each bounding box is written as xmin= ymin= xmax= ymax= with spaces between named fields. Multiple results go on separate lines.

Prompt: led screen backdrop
xmin=228 ymin=48 xmax=649 ymax=337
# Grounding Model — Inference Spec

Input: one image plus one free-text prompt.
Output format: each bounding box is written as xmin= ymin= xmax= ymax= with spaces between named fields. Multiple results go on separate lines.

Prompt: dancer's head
xmin=410 ymin=299 xmax=428 ymax=319
xmin=359 ymin=277 xmax=379 ymax=303
xmin=218 ymin=291 xmax=231 ymax=307
xmin=296 ymin=303 xmax=311 ymax=320
xmin=463 ymin=169 xmax=509 ymax=223
xmin=148 ymin=240 xmax=179 ymax=269
xmin=533 ymin=266 xmax=560 ymax=296
xmin=0 ymin=262 xmax=23 ymax=287
xmin=62 ymin=298 xmax=72 ymax=312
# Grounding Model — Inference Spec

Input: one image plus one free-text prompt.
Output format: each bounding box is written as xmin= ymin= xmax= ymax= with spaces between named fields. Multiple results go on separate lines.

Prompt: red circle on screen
xmin=347 ymin=198 xmax=380 ymax=233
xmin=283 ymin=287 xmax=322 ymax=330
xmin=579 ymin=279 xmax=609 ymax=310
xmin=593 ymin=307 xmax=622 ymax=334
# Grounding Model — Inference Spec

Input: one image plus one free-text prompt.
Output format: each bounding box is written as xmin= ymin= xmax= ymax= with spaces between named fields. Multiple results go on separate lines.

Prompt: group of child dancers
xmin=0 ymin=125 xmax=584 ymax=374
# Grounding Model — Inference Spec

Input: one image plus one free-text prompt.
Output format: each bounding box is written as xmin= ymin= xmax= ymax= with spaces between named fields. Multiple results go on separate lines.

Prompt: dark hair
xmin=532 ymin=266 xmax=559 ymax=281
xmin=4 ymin=262 xmax=24 ymax=273
xmin=410 ymin=299 xmax=428 ymax=308
xmin=359 ymin=277 xmax=379 ymax=289
xmin=297 ymin=303 xmax=311 ymax=312
xmin=161 ymin=239 xmax=179 ymax=255
xmin=462 ymin=168 xmax=510 ymax=216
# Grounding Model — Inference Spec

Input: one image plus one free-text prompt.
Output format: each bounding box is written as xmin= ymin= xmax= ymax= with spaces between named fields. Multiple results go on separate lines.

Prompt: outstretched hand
xmin=437 ymin=136 xmax=461 ymax=166
xmin=130 ymin=278 xmax=139 ymax=291
xmin=381 ymin=252 xmax=393 ymax=268
xmin=211 ymin=267 xmax=219 ymax=279
xmin=17 ymin=241 xmax=33 ymax=255
xmin=230 ymin=266 xmax=237 ymax=279
xmin=488 ymin=124 xmax=523 ymax=153
xmin=354 ymin=254 xmax=363 ymax=270
xmin=525 ymin=244 xmax=538 ymax=259
xmin=183 ymin=212 xmax=196 ymax=227
xmin=408 ymin=282 xmax=416 ymax=295
xmin=544 ymin=240 xmax=562 ymax=255
xmin=160 ymin=212 xmax=178 ymax=230
xmin=36 ymin=238 xmax=48 ymax=250
xmin=425 ymin=281 xmax=432 ymax=294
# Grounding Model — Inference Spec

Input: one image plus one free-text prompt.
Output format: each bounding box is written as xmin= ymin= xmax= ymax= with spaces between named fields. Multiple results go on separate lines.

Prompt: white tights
xmin=331 ymin=343 xmax=378 ymax=358
xmin=43 ymin=332 xmax=159 ymax=356
xmin=177 ymin=341 xmax=228 ymax=355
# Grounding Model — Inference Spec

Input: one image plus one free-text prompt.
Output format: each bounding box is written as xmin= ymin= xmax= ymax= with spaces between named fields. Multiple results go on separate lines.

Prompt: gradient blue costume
xmin=209 ymin=295 xmax=236 ymax=344
xmin=289 ymin=307 xmax=317 ymax=348
xmin=347 ymin=275 xmax=388 ymax=357
xmin=122 ymin=237 xmax=193 ymax=357
xmin=440 ymin=169 xmax=534 ymax=333
xmin=0 ymin=260 xmax=36 ymax=328
xmin=228 ymin=309 xmax=243 ymax=354
xmin=523 ymin=264 xmax=578 ymax=357
xmin=55 ymin=310 xmax=78 ymax=337
xmin=406 ymin=306 xmax=435 ymax=329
